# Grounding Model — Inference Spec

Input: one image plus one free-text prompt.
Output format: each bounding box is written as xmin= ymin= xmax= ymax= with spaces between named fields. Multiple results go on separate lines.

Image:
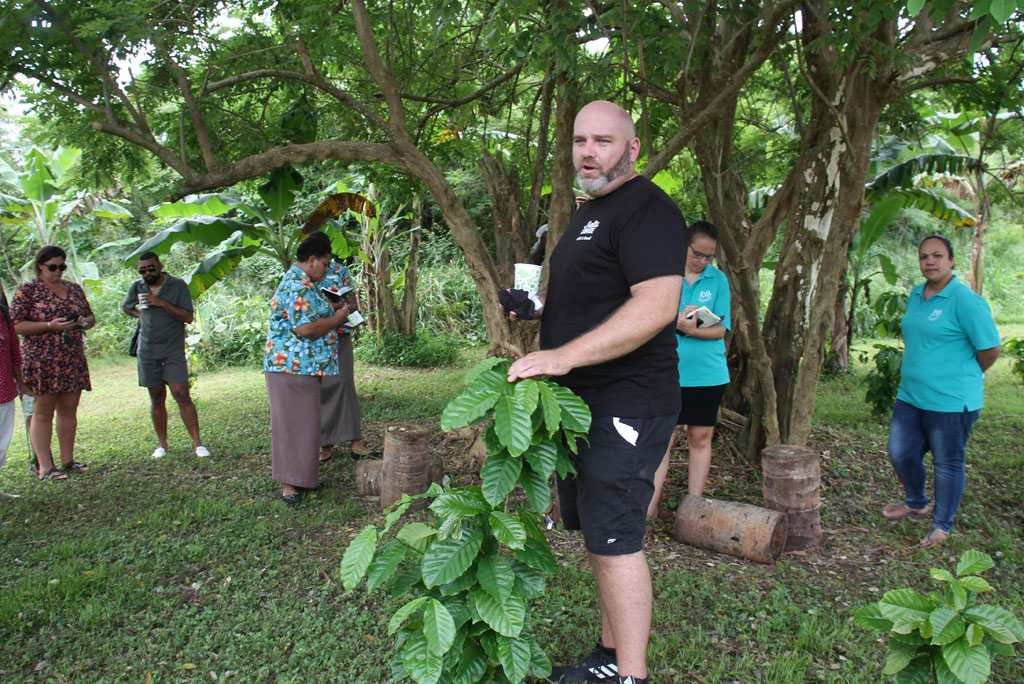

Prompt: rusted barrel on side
xmin=355 ymin=460 xmax=383 ymax=496
xmin=381 ymin=423 xmax=432 ymax=509
xmin=761 ymin=444 xmax=821 ymax=550
xmin=673 ymin=495 xmax=788 ymax=564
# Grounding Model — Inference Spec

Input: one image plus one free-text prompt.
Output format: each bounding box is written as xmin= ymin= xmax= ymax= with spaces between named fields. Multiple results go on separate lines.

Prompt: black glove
xmin=498 ymin=288 xmax=537 ymax=320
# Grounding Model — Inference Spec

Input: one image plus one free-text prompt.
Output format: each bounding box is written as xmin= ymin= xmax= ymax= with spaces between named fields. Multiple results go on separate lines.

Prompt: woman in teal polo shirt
xmin=882 ymin=234 xmax=1001 ymax=547
xmin=649 ymin=221 xmax=730 ymax=517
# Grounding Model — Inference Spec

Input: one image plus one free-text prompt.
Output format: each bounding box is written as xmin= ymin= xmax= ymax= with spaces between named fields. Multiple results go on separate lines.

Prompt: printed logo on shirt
xmin=577 ymin=220 xmax=600 ymax=241
xmin=699 ymin=289 xmax=712 ymax=303
xmin=929 ymin=308 xmax=944 ymax=321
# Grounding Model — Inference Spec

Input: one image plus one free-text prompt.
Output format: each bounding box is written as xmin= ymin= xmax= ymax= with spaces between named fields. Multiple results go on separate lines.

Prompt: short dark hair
xmin=919 ymin=234 xmax=953 ymax=260
xmin=33 ymin=245 xmax=67 ymax=276
xmin=138 ymin=251 xmax=161 ymax=263
xmin=296 ymin=235 xmax=333 ymax=262
xmin=687 ymin=220 xmax=719 ymax=246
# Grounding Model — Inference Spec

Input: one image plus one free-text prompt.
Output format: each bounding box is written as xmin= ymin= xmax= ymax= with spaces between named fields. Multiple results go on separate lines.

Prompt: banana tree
xmin=0 ymin=146 xmax=132 ymax=282
xmin=832 ymin=137 xmax=981 ymax=369
xmin=126 ymin=166 xmax=315 ymax=299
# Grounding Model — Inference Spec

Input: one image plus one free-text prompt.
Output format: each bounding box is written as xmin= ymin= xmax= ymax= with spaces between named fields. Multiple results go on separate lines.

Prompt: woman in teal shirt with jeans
xmin=883 ymin=235 xmax=1001 ymax=547
xmin=649 ymin=221 xmax=730 ymax=517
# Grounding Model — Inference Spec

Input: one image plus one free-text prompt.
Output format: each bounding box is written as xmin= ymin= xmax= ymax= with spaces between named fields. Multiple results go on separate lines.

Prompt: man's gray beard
xmin=576 ymin=148 xmax=634 ymax=195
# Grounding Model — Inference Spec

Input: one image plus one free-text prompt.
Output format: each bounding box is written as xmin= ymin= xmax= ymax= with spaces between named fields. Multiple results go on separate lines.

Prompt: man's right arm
xmin=123 ymin=283 xmax=140 ymax=319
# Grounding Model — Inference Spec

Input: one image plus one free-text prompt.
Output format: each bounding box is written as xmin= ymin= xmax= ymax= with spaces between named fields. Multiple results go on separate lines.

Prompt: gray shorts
xmin=138 ymin=354 xmax=189 ymax=387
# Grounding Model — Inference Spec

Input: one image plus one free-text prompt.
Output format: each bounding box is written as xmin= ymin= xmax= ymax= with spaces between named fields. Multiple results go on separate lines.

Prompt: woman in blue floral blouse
xmin=264 ymin=236 xmax=352 ymax=504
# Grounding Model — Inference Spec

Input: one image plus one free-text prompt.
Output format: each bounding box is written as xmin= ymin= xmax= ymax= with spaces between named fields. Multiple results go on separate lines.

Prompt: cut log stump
xmin=673 ymin=494 xmax=788 ymax=564
xmin=762 ymin=444 xmax=822 ymax=550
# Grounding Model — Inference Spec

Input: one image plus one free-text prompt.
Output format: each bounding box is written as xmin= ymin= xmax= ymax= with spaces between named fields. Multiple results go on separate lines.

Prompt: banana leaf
xmin=150 ymin=193 xmax=246 ymax=218
xmin=865 ymin=153 xmax=982 ymax=198
xmin=186 ymin=245 xmax=261 ymax=299
xmin=125 ymin=216 xmax=261 ymax=265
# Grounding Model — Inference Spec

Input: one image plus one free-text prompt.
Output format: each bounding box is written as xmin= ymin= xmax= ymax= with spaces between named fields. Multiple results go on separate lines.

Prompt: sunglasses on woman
xmin=45 ymin=263 xmax=68 ymax=272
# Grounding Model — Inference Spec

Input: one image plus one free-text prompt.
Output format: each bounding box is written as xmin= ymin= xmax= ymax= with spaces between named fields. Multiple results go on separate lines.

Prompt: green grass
xmin=1 ymin=340 xmax=1022 ymax=683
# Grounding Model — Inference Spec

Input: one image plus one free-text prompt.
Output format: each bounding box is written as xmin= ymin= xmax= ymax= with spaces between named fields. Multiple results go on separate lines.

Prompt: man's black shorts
xmin=556 ymin=414 xmax=676 ymax=556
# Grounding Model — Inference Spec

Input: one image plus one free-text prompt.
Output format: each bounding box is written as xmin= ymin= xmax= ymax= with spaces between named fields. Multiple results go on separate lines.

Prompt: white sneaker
xmin=152 ymin=447 xmax=167 ymax=459
xmin=195 ymin=446 xmax=210 ymax=457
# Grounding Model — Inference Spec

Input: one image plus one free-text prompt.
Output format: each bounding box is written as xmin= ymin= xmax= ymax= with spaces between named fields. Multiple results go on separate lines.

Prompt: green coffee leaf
xmin=945 ymin=580 xmax=968 ymax=611
xmin=518 ymin=461 xmax=552 ymax=513
xmin=481 ymin=451 xmax=523 ymax=505
xmin=474 ymin=586 xmax=526 ymax=637
xmin=894 ymin=655 xmax=930 ymax=684
xmin=472 ymin=366 xmax=514 ymax=397
xmin=852 ymin=602 xmax=894 ymax=633
xmin=402 ymin=629 xmax=443 ymax=684
xmin=882 ymin=643 xmax=917 ymax=675
xmin=494 ymin=395 xmax=534 ymax=457
xmin=497 ymin=634 xmax=532 ymax=683
xmin=956 ymin=550 xmax=994 ymax=577
xmin=512 ymin=536 xmax=558 ymax=574
xmin=983 ymin=635 xmax=1015 ymax=657
xmin=423 ymin=599 xmax=457 ymax=655
xmin=367 ymin=540 xmax=408 ymax=592
xmin=441 ymin=388 xmax=500 ymax=431
xmin=340 ymin=525 xmax=378 ymax=591
xmin=880 ymin=589 xmax=935 ymax=623
xmin=966 ymin=623 xmax=984 ymax=647
xmin=529 ymin=636 xmax=553 ymax=678
xmin=383 ymin=496 xmax=413 ymax=534
xmin=439 ymin=570 xmax=475 ymax=597
xmin=932 ymin=650 xmax=958 ymax=684
xmin=550 ymin=385 xmax=591 ymax=433
xmin=513 ymin=379 xmax=540 ymax=414
xmin=430 ymin=487 xmax=491 ymax=519
xmin=964 ymin=604 xmax=1024 ymax=643
xmin=489 ymin=511 xmax=527 ymax=550
xmin=959 ymin=576 xmax=994 ymax=593
xmin=524 ymin=440 xmax=558 ymax=480
xmin=464 ymin=357 xmax=509 ymax=385
xmin=476 ymin=555 xmax=515 ymax=602
xmin=511 ymin=559 xmax=547 ymax=599
xmin=421 ymin=528 xmax=483 ymax=588
xmin=452 ymin=642 xmax=487 ymax=684
xmin=930 ymin=607 xmax=966 ymax=646
xmin=942 ymin=636 xmax=990 ymax=684
xmin=930 ymin=568 xmax=955 ymax=583
xmin=389 ymin=596 xmax=429 ymax=635
xmin=389 ymin=565 xmax=421 ymax=598
xmin=538 ymin=383 xmax=562 ymax=437
xmin=397 ymin=522 xmax=439 ymax=554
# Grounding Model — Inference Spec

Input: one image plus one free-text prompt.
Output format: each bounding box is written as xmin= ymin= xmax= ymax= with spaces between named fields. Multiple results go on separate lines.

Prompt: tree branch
xmin=203 ymin=68 xmax=387 ymax=131
xmin=153 ymin=41 xmax=218 ymax=172
xmin=350 ymin=0 xmax=409 ymax=140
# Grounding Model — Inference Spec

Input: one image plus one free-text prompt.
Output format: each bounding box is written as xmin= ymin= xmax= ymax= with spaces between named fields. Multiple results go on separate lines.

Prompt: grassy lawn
xmin=1 ymin=343 xmax=1022 ymax=683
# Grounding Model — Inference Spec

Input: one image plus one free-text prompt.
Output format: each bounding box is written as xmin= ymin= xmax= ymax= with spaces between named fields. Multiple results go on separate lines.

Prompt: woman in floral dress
xmin=11 ymin=246 xmax=95 ymax=480
xmin=263 ymin=235 xmax=351 ymax=504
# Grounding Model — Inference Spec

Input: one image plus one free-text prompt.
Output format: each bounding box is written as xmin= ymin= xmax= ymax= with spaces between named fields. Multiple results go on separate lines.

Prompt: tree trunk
xmin=400 ymin=195 xmax=421 ymax=337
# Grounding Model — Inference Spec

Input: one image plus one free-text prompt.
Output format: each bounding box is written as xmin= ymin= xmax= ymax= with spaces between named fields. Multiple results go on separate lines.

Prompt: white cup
xmin=513 ymin=263 xmax=542 ymax=295
xmin=138 ymin=293 xmax=150 ymax=309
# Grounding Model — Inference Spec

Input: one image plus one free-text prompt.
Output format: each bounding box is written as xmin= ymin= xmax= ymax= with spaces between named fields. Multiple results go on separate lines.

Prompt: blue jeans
xmin=887 ymin=399 xmax=980 ymax=533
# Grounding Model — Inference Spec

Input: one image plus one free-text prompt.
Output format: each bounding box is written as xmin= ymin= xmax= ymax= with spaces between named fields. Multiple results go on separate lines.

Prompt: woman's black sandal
xmin=39 ymin=468 xmax=68 ymax=481
xmin=60 ymin=460 xmax=88 ymax=473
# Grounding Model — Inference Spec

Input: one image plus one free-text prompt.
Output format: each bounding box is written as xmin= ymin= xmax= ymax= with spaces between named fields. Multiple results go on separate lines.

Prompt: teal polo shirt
xmin=897 ymin=275 xmax=1000 ymax=412
xmin=676 ymin=264 xmax=731 ymax=387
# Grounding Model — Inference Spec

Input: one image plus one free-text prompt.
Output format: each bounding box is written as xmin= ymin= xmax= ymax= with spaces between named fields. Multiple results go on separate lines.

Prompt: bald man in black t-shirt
xmin=508 ymin=101 xmax=685 ymax=684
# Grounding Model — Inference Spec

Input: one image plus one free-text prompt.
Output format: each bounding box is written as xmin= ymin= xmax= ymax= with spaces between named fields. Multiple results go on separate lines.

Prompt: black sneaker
xmin=547 ymin=642 xmax=618 ymax=682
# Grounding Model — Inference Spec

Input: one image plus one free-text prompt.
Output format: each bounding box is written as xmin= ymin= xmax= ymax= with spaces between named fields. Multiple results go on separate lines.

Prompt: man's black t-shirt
xmin=540 ymin=175 xmax=686 ymax=418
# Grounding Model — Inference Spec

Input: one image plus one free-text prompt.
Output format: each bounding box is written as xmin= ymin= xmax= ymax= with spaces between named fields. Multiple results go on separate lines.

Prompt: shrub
xmin=854 ymin=549 xmax=1024 ymax=684
xmin=1002 ymin=336 xmax=1024 ymax=386
xmin=354 ymin=330 xmax=460 ymax=368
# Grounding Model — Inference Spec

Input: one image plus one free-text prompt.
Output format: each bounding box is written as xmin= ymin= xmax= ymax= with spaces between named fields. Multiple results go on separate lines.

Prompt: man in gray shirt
xmin=123 ymin=252 xmax=209 ymax=458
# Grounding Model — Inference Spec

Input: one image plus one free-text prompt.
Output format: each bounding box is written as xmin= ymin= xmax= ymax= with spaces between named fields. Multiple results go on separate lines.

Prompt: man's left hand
xmin=144 ymin=293 xmax=167 ymax=309
xmin=507 ymin=349 xmax=572 ymax=381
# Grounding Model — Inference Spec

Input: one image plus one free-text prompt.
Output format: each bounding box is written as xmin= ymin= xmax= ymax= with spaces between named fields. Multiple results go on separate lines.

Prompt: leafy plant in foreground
xmin=854 ymin=549 xmax=1024 ymax=684
xmin=1002 ymin=336 xmax=1024 ymax=386
xmin=340 ymin=357 xmax=590 ymax=683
